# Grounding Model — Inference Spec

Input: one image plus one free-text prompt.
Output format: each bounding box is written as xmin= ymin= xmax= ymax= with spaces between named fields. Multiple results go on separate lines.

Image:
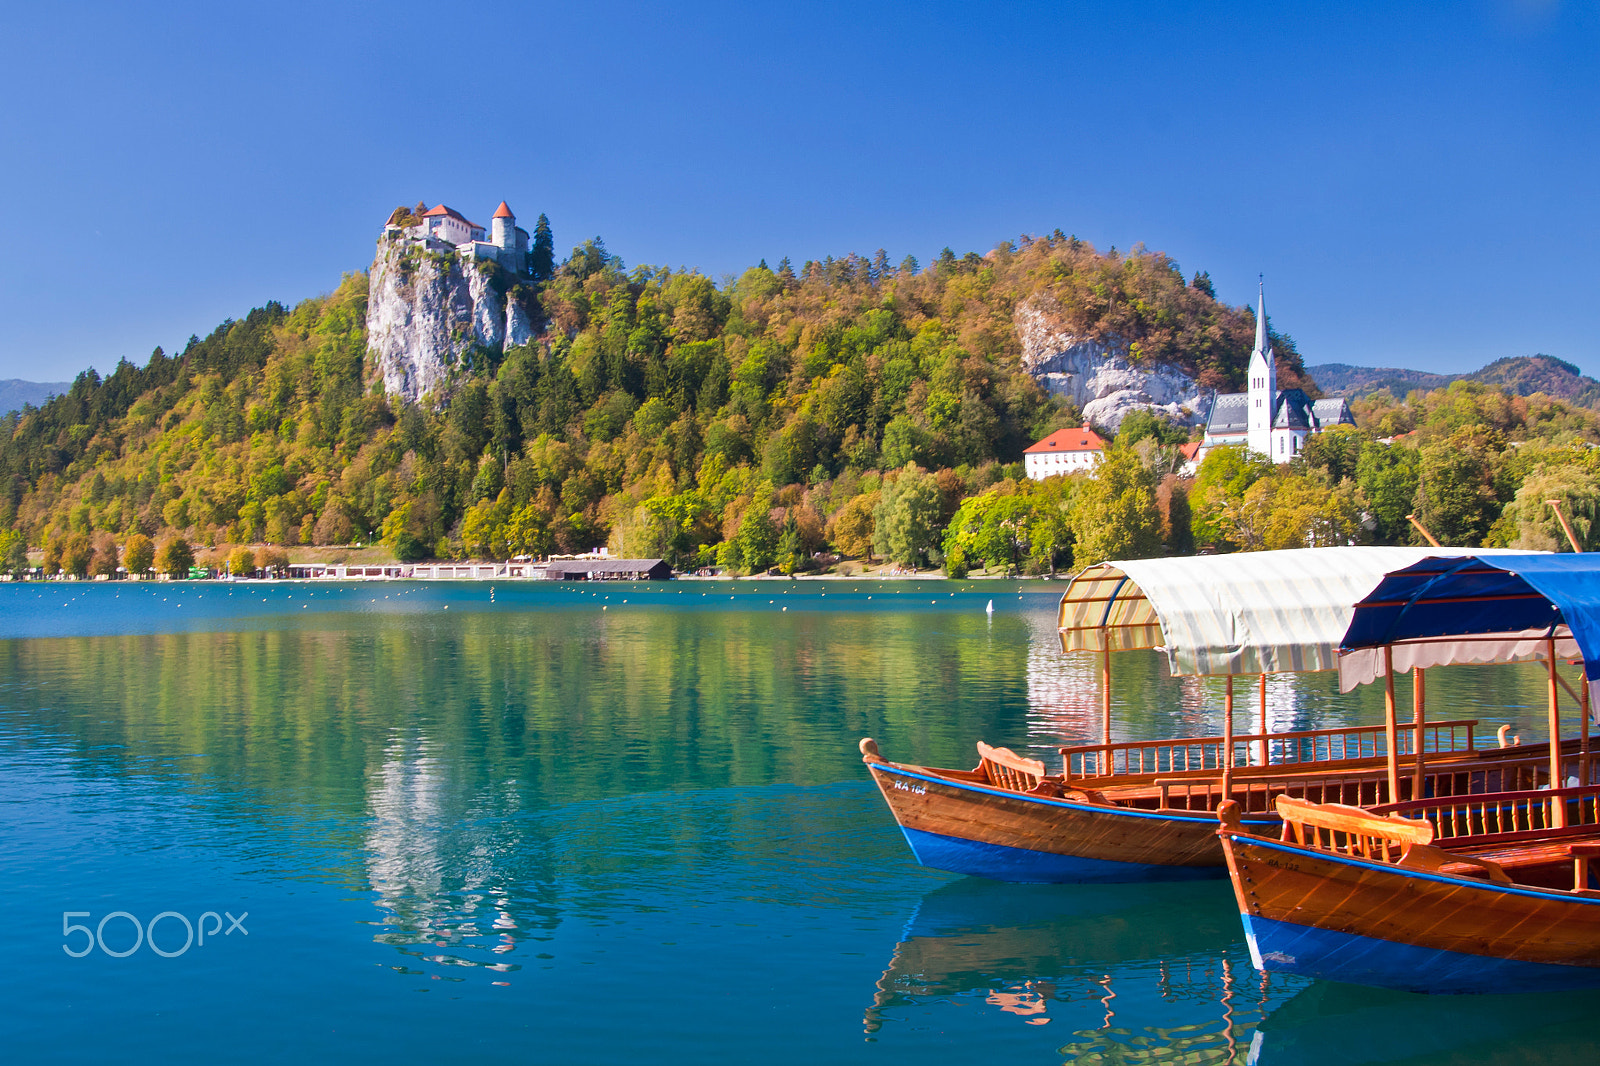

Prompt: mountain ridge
xmin=1308 ymin=355 xmax=1600 ymax=408
xmin=0 ymin=379 xmax=73 ymax=417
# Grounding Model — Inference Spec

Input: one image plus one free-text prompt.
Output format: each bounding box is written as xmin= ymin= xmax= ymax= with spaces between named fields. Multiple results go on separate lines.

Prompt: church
xmin=1199 ymin=285 xmax=1353 ymax=463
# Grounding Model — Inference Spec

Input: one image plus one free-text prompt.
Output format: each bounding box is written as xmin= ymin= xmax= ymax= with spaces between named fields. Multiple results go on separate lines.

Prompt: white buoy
xmin=985 ymin=599 xmax=994 ymax=615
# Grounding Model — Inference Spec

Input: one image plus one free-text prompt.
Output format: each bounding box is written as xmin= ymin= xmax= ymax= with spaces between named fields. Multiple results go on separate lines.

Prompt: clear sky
xmin=2 ymin=0 xmax=1595 ymax=383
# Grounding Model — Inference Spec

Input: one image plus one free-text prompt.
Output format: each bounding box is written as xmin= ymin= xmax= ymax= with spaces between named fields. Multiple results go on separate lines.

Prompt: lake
xmin=3 ymin=579 xmax=1597 ymax=1063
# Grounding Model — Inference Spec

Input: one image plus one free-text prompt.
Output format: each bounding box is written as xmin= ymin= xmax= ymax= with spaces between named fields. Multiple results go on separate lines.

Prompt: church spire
xmin=1254 ymin=277 xmax=1270 ymax=357
xmin=1246 ymin=275 xmax=1277 ymax=460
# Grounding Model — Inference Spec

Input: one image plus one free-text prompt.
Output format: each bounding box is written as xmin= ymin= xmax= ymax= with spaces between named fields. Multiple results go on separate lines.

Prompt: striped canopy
xmin=1057 ymin=546 xmax=1537 ymax=677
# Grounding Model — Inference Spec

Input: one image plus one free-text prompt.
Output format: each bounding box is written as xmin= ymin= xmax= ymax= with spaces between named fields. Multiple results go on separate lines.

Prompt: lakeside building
xmin=1023 ymin=423 xmax=1105 ymax=479
xmin=1199 ymin=284 xmax=1354 ymax=464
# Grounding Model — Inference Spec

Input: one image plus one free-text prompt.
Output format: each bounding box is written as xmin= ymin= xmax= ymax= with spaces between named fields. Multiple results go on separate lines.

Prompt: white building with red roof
xmin=1024 ymin=423 xmax=1105 ymax=479
xmin=387 ymin=201 xmax=530 ymax=275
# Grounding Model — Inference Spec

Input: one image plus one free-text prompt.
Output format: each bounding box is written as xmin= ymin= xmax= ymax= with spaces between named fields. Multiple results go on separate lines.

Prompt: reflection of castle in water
xmin=865 ymin=877 xmax=1302 ymax=1059
xmin=364 ymin=737 xmax=556 ymax=975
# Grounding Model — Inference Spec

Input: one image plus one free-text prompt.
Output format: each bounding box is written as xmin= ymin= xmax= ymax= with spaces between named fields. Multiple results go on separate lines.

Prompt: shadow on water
xmin=1250 ymin=980 xmax=1600 ymax=1065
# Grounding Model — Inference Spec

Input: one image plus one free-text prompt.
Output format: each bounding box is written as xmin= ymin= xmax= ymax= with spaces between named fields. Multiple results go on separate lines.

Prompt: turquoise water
xmin=3 ymin=579 xmax=1597 ymax=1064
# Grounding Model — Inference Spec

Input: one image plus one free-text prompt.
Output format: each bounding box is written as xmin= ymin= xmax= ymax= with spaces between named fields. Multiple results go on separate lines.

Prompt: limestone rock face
xmin=1015 ymin=297 xmax=1210 ymax=432
xmin=366 ymin=237 xmax=534 ymax=405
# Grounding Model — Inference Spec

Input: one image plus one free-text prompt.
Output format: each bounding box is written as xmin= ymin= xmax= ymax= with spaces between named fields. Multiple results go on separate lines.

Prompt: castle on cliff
xmin=384 ymin=201 xmax=530 ymax=275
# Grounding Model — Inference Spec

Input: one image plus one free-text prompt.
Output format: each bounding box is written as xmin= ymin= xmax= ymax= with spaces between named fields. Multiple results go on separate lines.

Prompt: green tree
xmin=732 ymin=483 xmax=779 ymax=574
xmin=1071 ymin=444 xmax=1161 ymax=566
xmin=154 ymin=536 xmax=195 ymax=578
xmin=63 ymin=532 xmax=93 ymax=578
xmin=1227 ymin=474 xmax=1366 ymax=550
xmin=1413 ymin=429 xmax=1502 ymax=547
xmin=123 ymin=533 xmax=155 ymax=576
xmin=1299 ymin=424 xmax=1364 ymax=484
xmin=530 ymin=213 xmax=555 ymax=281
xmin=828 ymin=491 xmax=879 ymax=561
xmin=1190 ymin=444 xmax=1273 ymax=550
xmin=0 ymin=529 xmax=28 ymax=576
xmin=1356 ymin=441 xmax=1420 ymax=544
xmin=1497 ymin=463 xmax=1600 ymax=551
xmin=776 ymin=512 xmax=806 ymax=575
xmin=873 ymin=464 xmax=943 ymax=568
xmin=228 ymin=545 xmax=257 ymax=576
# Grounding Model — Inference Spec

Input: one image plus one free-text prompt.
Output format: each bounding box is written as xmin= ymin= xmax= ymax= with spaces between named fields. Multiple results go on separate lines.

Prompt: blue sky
xmin=2 ymin=0 xmax=1595 ymax=383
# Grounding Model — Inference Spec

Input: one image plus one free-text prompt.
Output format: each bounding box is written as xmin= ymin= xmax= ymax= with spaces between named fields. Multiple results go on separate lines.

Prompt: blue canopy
xmin=1338 ymin=554 xmax=1600 ymax=692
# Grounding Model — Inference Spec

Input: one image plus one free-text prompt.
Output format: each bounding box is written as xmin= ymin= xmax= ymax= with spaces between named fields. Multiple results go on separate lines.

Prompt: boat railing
xmin=1372 ymin=781 xmax=1600 ymax=847
xmin=1151 ymin=749 xmax=1567 ymax=814
xmin=1061 ymin=719 xmax=1479 ymax=780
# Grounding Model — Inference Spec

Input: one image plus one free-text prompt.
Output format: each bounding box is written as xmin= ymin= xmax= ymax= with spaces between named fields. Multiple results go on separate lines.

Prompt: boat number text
xmin=893 ymin=780 xmax=927 ymax=795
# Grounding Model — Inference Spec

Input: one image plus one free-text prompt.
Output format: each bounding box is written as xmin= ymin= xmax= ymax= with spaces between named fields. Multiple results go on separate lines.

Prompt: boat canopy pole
xmin=1257 ymin=674 xmax=1268 ymax=767
xmin=1383 ymin=647 xmax=1400 ymax=801
xmin=1583 ymin=672 xmax=1592 ymax=787
xmin=1412 ymin=667 xmax=1427 ymax=798
xmin=1223 ymin=675 xmax=1235 ymax=796
xmin=1101 ymin=643 xmax=1112 ymax=747
xmin=1548 ymin=637 xmax=1567 ymax=827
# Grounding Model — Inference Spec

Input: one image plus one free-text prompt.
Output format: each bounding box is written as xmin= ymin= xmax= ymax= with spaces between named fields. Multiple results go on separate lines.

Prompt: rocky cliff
xmin=1014 ymin=297 xmax=1210 ymax=431
xmin=366 ymin=238 xmax=536 ymax=405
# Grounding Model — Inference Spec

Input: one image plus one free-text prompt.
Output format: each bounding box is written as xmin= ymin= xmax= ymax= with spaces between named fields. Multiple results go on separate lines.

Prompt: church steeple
xmin=1246 ymin=278 xmax=1276 ymax=457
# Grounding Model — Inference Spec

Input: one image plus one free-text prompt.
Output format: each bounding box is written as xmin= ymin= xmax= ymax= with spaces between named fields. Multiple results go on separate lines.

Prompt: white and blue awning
xmin=1058 ymin=546 xmax=1539 ymax=677
xmin=1337 ymin=554 xmax=1600 ymax=693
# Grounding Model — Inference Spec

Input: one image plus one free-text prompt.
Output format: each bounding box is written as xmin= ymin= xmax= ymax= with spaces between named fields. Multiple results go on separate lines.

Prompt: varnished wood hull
xmin=866 ymin=758 xmax=1277 ymax=883
xmin=1219 ymin=828 xmax=1600 ymax=993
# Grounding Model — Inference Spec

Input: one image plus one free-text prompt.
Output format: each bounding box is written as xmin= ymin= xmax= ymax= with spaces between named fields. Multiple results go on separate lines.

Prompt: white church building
xmin=385 ymin=201 xmax=531 ymax=275
xmin=1200 ymin=285 xmax=1353 ymax=463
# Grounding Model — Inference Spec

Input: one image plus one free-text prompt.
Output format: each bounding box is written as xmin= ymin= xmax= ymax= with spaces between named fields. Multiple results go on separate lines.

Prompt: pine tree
xmin=531 ymin=214 xmax=555 ymax=281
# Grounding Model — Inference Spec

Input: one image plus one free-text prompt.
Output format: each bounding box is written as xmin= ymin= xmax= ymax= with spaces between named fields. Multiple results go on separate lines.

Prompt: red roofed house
xmin=1024 ymin=423 xmax=1105 ymax=479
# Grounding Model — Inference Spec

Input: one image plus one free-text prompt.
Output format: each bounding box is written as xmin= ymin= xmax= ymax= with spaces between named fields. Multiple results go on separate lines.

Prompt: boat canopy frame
xmin=1057 ymin=546 xmax=1534 ymax=678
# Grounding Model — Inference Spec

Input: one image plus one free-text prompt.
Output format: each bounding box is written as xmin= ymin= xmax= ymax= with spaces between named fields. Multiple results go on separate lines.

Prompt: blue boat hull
xmin=864 ymin=758 xmax=1276 ymax=883
xmin=901 ymin=826 xmax=1226 ymax=884
xmin=1242 ymin=913 xmax=1600 ymax=994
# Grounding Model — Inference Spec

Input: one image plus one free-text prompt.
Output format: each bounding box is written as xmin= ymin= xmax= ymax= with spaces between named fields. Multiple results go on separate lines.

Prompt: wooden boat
xmin=862 ymin=731 xmax=1579 ymax=883
xmin=1218 ymin=790 xmax=1600 ymax=993
xmin=1217 ymin=553 xmax=1600 ymax=993
xmin=864 ymin=547 xmax=1567 ymax=883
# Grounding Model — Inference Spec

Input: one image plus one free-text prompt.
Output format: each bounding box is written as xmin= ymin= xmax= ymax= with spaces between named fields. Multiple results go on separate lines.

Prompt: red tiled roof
xmin=493 ymin=201 xmax=514 ymax=218
xmin=421 ymin=204 xmax=482 ymax=229
xmin=1180 ymin=441 xmax=1201 ymax=460
xmin=1024 ymin=424 xmax=1105 ymax=454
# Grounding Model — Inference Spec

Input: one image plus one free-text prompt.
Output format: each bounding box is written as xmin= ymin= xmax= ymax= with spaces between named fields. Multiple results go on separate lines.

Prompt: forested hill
xmin=0 ymin=231 xmax=1302 ymax=574
xmin=1310 ymin=355 xmax=1600 ymax=408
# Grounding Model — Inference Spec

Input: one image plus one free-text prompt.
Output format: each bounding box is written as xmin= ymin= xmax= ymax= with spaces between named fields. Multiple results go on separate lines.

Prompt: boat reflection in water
xmin=866 ymin=876 xmax=1310 ymax=1062
xmin=1248 ymin=981 xmax=1600 ymax=1065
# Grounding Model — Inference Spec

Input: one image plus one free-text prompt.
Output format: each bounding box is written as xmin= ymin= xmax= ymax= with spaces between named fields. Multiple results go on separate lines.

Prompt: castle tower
xmin=1245 ymin=281 xmax=1275 ymax=458
xmin=491 ymin=202 xmax=517 ymax=270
